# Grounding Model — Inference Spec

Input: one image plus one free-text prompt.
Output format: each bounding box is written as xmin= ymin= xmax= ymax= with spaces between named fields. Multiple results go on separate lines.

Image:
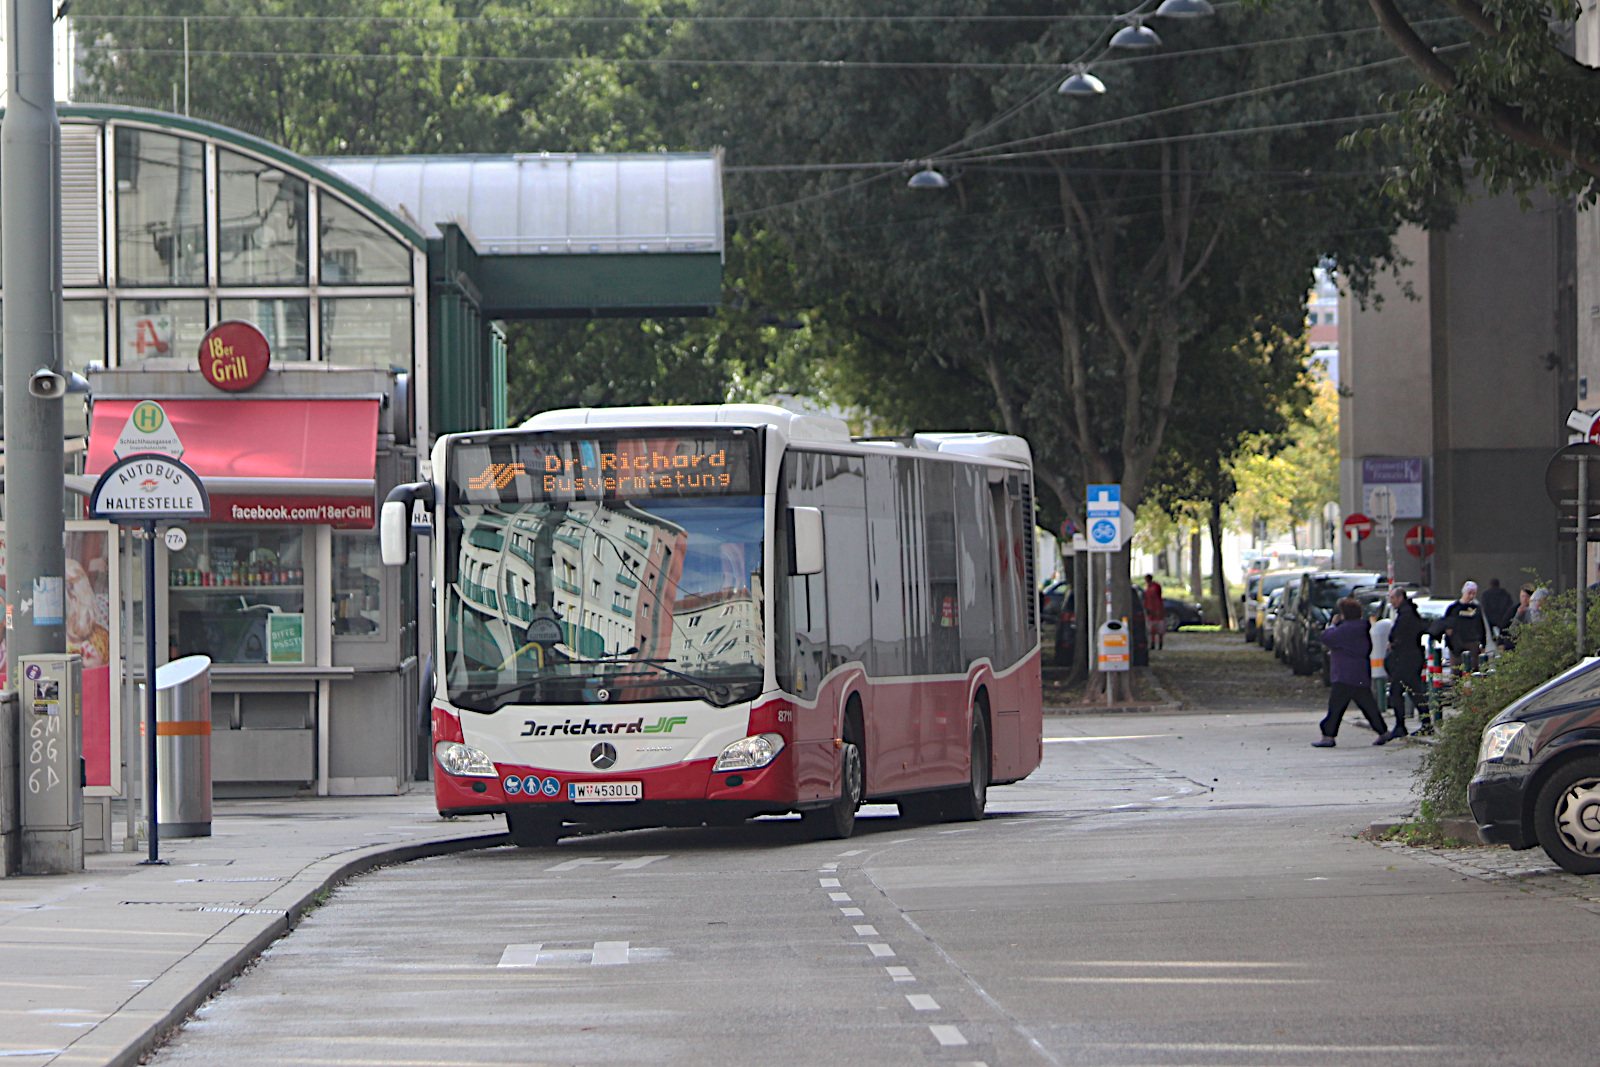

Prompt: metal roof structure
xmin=314 ymin=152 xmax=724 ymax=258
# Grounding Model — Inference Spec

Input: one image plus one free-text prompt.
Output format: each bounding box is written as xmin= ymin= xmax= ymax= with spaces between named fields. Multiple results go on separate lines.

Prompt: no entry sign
xmin=1405 ymin=524 xmax=1435 ymax=558
xmin=1342 ymin=513 xmax=1372 ymax=542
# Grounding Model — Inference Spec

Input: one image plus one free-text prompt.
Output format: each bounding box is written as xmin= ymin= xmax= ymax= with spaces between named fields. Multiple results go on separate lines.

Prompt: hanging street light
xmin=1155 ymin=0 xmax=1215 ymax=16
xmin=907 ymin=166 xmax=949 ymax=189
xmin=1110 ymin=18 xmax=1162 ymax=49
xmin=1058 ymin=67 xmax=1107 ymax=96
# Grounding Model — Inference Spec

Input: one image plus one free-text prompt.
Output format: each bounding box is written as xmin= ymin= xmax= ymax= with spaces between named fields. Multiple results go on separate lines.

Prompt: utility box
xmin=1097 ymin=620 xmax=1130 ymax=673
xmin=20 ymin=654 xmax=84 ymax=874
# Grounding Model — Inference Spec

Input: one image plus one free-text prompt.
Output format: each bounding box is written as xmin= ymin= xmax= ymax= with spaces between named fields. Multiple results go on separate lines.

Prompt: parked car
xmin=1241 ymin=573 xmax=1262 ymax=641
xmin=1039 ymin=578 xmax=1068 ymax=629
xmin=1470 ymin=657 xmax=1600 ymax=873
xmin=1163 ymin=597 xmax=1205 ymax=631
xmin=1258 ymin=587 xmax=1285 ymax=651
xmin=1053 ymin=586 xmax=1150 ymax=668
xmin=1273 ymin=580 xmax=1303 ymax=661
xmin=1278 ymin=571 xmax=1384 ymax=679
xmin=1249 ymin=567 xmax=1314 ymax=645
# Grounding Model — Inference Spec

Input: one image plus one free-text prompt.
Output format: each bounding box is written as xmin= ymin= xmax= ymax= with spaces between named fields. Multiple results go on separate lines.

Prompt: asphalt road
xmin=145 ymin=711 xmax=1592 ymax=1067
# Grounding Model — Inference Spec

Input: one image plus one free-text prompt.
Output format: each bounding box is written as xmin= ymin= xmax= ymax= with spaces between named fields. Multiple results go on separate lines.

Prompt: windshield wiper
xmin=459 ymin=646 xmax=644 ymax=709
xmin=627 ymin=658 xmax=733 ymax=702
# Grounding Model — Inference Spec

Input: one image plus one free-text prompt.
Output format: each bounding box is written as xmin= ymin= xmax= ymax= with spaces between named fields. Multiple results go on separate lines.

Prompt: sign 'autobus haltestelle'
xmin=89 ymin=453 xmax=211 ymax=519
xmin=451 ymin=430 xmax=756 ymax=503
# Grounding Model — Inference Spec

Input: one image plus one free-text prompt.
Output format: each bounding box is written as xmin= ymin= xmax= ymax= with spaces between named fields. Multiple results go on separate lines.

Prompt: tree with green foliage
xmin=1358 ymin=0 xmax=1600 ymax=206
xmin=677 ymin=0 xmax=1415 ymax=634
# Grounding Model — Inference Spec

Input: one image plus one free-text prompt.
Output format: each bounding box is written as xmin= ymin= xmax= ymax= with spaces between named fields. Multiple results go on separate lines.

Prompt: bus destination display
xmin=452 ymin=431 xmax=756 ymax=503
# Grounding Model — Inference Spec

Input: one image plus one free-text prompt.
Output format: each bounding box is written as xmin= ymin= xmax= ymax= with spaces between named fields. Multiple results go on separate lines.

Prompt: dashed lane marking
xmin=868 ymin=944 xmax=895 ymax=958
xmin=591 ymin=941 xmax=630 ymax=966
xmin=829 ymin=892 xmax=852 ymax=902
xmin=840 ymin=907 xmax=864 ymax=917
xmin=906 ymin=994 xmax=940 ymax=1011
xmin=820 ymin=862 xmax=839 ymax=871
xmin=886 ymin=966 xmax=915 ymax=983
xmin=853 ymin=925 xmax=879 ymax=936
xmin=838 ymin=849 xmax=866 ymax=856
xmin=820 ymin=878 xmax=841 ymax=887
xmin=930 ymin=1025 xmax=968 ymax=1047
xmin=545 ymin=855 xmax=667 ymax=873
xmin=497 ymin=944 xmax=541 ymax=968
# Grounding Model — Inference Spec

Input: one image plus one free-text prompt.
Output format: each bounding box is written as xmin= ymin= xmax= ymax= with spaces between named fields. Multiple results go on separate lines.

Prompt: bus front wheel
xmin=803 ymin=741 xmax=863 ymax=840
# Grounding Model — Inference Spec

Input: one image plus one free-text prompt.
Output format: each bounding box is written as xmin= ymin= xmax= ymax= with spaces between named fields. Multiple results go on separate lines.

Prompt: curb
xmin=53 ymin=829 xmax=509 ymax=1067
xmin=1044 ymin=701 xmax=1184 ymax=716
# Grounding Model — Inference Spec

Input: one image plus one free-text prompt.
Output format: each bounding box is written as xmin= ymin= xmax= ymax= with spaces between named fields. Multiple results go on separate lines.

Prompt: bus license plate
xmin=568 ymin=781 xmax=642 ymax=803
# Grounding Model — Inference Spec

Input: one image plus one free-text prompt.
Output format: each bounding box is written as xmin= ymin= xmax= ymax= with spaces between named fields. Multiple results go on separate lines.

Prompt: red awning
xmin=85 ymin=398 xmax=380 ymax=528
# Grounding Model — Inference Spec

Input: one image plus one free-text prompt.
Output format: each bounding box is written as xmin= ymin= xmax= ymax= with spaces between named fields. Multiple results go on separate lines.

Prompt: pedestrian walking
xmin=1312 ymin=597 xmax=1391 ymax=747
xmin=1370 ymin=603 xmax=1393 ymax=711
xmin=1143 ymin=574 xmax=1165 ymax=651
xmin=1440 ymin=581 xmax=1488 ymax=672
xmin=1382 ymin=588 xmax=1429 ymax=739
xmin=1481 ymin=578 xmax=1515 ymax=633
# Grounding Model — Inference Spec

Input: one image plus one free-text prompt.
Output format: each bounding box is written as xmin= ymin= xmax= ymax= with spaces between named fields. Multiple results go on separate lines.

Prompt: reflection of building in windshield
xmin=672 ymin=582 xmax=763 ymax=670
xmin=454 ymin=503 xmax=687 ymax=668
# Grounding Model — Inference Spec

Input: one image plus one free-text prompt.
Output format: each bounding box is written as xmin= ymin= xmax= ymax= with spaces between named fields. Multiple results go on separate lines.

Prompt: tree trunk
xmin=1070 ymin=546 xmax=1089 ymax=686
xmin=1189 ymin=530 xmax=1203 ymax=600
xmin=1209 ymin=494 xmax=1231 ymax=631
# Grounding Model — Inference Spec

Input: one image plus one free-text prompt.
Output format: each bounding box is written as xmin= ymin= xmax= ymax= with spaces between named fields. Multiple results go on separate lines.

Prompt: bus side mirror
xmin=790 ymin=506 xmax=824 ymax=576
xmin=380 ymin=500 xmax=409 ymax=566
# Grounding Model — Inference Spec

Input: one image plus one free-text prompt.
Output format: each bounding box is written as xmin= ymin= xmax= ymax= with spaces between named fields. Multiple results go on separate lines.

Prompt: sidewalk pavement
xmin=0 ymin=787 xmax=506 ymax=1067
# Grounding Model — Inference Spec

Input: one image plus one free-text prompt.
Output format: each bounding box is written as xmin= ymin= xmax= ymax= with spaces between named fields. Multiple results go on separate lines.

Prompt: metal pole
xmin=183 ymin=18 xmax=190 ymax=116
xmin=5 ymin=0 xmax=67 ymax=875
xmin=142 ymin=521 xmax=163 ymax=864
xmin=1579 ymin=456 xmax=1588 ymax=659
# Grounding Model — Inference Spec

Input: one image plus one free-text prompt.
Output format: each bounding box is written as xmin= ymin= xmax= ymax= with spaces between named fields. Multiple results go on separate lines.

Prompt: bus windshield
xmin=442 ymin=429 xmax=765 ymax=711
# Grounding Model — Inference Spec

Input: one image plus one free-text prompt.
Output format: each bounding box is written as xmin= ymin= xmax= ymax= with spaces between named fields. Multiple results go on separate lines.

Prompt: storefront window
xmin=218 ymin=149 xmax=308 ymax=285
xmin=320 ymin=196 xmax=411 ymax=284
xmin=320 ymin=297 xmax=411 ymax=369
xmin=219 ymin=298 xmax=309 ymax=361
xmin=115 ymin=128 xmax=206 ymax=286
xmin=168 ymin=526 xmax=307 ymax=664
xmin=118 ymin=298 xmax=208 ymax=364
xmin=333 ymin=533 xmax=383 ymax=637
xmin=64 ymin=301 xmax=105 ymax=437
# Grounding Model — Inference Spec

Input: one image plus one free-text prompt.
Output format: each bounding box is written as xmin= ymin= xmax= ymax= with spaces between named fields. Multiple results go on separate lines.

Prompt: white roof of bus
xmin=520 ymin=405 xmax=1032 ymax=466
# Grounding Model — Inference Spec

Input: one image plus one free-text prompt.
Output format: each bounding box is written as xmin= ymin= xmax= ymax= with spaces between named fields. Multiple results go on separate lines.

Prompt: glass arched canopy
xmin=0 ymin=106 xmax=424 ymax=426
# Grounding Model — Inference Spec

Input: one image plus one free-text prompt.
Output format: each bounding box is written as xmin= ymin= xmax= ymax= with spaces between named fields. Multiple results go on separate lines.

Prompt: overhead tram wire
xmin=82 ymin=20 xmax=1461 ymax=75
xmin=71 ymin=7 xmax=1242 ymax=25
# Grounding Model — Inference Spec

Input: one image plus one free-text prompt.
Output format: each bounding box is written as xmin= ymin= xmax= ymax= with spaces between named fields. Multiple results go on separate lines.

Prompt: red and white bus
xmin=381 ymin=404 xmax=1043 ymax=844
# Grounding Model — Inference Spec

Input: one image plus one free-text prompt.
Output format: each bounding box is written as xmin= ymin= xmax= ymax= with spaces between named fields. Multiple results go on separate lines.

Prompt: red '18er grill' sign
xmin=198 ymin=320 xmax=270 ymax=391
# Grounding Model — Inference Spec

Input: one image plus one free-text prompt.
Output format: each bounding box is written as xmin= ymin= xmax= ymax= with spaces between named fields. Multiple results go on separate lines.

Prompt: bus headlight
xmin=435 ymin=741 xmax=497 ymax=777
xmin=713 ymin=733 xmax=786 ymax=772
xmin=1478 ymin=722 xmax=1528 ymax=765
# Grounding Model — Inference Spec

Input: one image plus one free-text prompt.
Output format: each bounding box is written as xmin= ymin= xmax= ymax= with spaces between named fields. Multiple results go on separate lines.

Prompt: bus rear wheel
xmin=506 ymin=808 xmax=562 ymax=848
xmin=803 ymin=741 xmax=863 ymax=840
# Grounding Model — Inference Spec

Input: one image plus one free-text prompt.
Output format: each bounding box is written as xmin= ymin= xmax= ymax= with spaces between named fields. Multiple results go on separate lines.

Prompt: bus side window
xmin=922 ymin=460 xmax=962 ymax=674
xmin=822 ymin=452 xmax=868 ymax=672
xmin=955 ymin=463 xmax=996 ymax=672
xmin=777 ymin=451 xmax=829 ymax=698
xmin=865 ymin=454 xmax=906 ymax=677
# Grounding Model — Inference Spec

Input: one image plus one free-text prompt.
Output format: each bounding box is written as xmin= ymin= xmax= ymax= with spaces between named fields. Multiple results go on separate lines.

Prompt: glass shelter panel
xmin=115 ymin=129 xmax=206 ymax=285
xmin=118 ymin=299 xmax=207 ymax=364
xmin=168 ymin=526 xmax=307 ymax=664
xmin=321 ymin=297 xmax=412 ymax=369
xmin=320 ymin=196 xmax=411 ymax=284
xmin=63 ymin=300 xmax=105 ymax=438
xmin=219 ymin=298 xmax=309 ymax=362
xmin=218 ymin=149 xmax=308 ymax=285
xmin=333 ymin=533 xmax=383 ymax=637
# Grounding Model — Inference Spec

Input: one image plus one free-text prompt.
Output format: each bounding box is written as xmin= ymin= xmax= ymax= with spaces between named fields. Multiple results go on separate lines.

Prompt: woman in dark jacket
xmin=1313 ymin=598 xmax=1392 ymax=747
xmin=1383 ymin=589 xmax=1428 ymax=739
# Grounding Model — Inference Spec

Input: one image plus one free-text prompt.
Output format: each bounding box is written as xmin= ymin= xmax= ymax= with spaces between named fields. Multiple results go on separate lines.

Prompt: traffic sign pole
xmin=1580 ymin=454 xmax=1588 ymax=658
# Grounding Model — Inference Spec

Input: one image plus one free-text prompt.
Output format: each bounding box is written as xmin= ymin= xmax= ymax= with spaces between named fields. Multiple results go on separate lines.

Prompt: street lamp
xmin=1110 ymin=18 xmax=1162 ymax=49
xmin=1155 ymin=0 xmax=1215 ymax=17
xmin=907 ymin=166 xmax=949 ymax=189
xmin=1058 ymin=67 xmax=1107 ymax=96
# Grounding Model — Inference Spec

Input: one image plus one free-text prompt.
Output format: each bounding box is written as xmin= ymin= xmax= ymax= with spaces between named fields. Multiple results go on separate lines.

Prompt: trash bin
xmin=150 ymin=655 xmax=213 ymax=837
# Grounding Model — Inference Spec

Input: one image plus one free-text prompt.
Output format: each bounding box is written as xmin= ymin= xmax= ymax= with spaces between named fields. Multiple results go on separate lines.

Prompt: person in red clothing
xmin=1143 ymin=574 xmax=1165 ymax=651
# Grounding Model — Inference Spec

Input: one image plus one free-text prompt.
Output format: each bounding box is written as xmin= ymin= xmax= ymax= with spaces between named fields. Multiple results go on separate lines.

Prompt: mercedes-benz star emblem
xmin=590 ymin=742 xmax=617 ymax=770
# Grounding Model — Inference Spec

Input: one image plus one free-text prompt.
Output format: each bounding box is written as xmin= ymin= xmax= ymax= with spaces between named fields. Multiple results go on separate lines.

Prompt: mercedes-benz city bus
xmin=381 ymin=405 xmax=1043 ymax=845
